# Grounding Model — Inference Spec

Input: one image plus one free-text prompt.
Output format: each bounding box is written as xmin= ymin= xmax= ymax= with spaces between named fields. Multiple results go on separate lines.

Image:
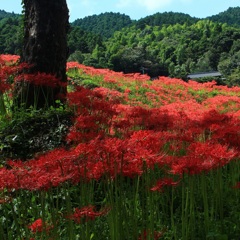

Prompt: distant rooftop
xmin=187 ymin=71 xmax=222 ymax=79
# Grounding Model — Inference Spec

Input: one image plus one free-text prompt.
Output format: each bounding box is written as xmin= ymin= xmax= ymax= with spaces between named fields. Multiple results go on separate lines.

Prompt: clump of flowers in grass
xmin=66 ymin=205 xmax=110 ymax=224
xmin=0 ymin=55 xmax=240 ymax=239
xmin=28 ymin=218 xmax=53 ymax=233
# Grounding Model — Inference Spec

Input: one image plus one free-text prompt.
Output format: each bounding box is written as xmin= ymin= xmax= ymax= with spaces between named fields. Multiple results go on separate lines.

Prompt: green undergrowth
xmin=0 ymin=107 xmax=73 ymax=162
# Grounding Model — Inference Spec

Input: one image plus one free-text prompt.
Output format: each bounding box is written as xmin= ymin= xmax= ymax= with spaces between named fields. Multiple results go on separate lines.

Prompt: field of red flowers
xmin=0 ymin=55 xmax=240 ymax=239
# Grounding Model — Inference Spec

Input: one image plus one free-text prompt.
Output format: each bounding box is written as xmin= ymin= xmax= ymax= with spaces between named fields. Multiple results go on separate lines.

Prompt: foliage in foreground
xmin=0 ymin=55 xmax=240 ymax=239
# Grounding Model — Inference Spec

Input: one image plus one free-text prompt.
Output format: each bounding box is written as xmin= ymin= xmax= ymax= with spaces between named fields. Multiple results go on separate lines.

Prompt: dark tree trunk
xmin=18 ymin=0 xmax=69 ymax=108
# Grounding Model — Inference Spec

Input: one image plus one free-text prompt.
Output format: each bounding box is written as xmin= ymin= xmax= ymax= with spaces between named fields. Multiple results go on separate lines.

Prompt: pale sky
xmin=1 ymin=0 xmax=240 ymax=22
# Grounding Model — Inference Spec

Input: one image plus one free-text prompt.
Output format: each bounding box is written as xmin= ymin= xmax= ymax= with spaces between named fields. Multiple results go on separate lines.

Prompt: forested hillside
xmin=0 ymin=8 xmax=240 ymax=85
xmin=0 ymin=10 xmax=19 ymax=19
xmin=103 ymin=21 xmax=240 ymax=85
xmin=135 ymin=12 xmax=198 ymax=29
xmin=72 ymin=12 xmax=133 ymax=39
xmin=208 ymin=7 xmax=240 ymax=27
xmin=68 ymin=26 xmax=104 ymax=55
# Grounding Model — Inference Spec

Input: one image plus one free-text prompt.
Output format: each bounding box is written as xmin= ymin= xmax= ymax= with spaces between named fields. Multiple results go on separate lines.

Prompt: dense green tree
xmin=228 ymin=67 xmax=240 ymax=86
xmin=194 ymin=52 xmax=213 ymax=72
xmin=68 ymin=26 xmax=103 ymax=54
xmin=0 ymin=16 xmax=22 ymax=54
xmin=67 ymin=50 xmax=85 ymax=63
xmin=218 ymin=51 xmax=240 ymax=77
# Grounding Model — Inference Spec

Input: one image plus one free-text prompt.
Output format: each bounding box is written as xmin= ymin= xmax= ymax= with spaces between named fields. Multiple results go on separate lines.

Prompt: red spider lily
xmin=28 ymin=218 xmax=53 ymax=233
xmin=0 ymin=80 xmax=11 ymax=94
xmin=138 ymin=229 xmax=164 ymax=240
xmin=75 ymin=115 xmax=99 ymax=129
xmin=207 ymin=117 xmax=240 ymax=150
xmin=0 ymin=61 xmax=30 ymax=94
xmin=28 ymin=218 xmax=44 ymax=232
xmin=170 ymin=142 xmax=237 ymax=175
xmin=15 ymin=72 xmax=66 ymax=88
xmin=232 ymin=182 xmax=240 ymax=189
xmin=67 ymin=86 xmax=93 ymax=109
xmin=150 ymin=178 xmax=180 ymax=192
xmin=201 ymin=109 xmax=231 ymax=127
xmin=94 ymin=87 xmax=123 ymax=102
xmin=189 ymin=142 xmax=237 ymax=168
xmin=0 ymin=65 xmax=14 ymax=93
xmin=66 ymin=205 xmax=110 ymax=223
xmin=1 ymin=62 xmax=29 ymax=76
xmin=0 ymin=196 xmax=12 ymax=204
xmin=66 ymin=86 xmax=118 ymax=145
xmin=0 ymin=54 xmax=20 ymax=63
xmin=0 ymin=148 xmax=78 ymax=191
xmin=0 ymin=136 xmax=151 ymax=190
xmin=170 ymin=156 xmax=203 ymax=175
xmin=73 ymin=136 xmax=154 ymax=179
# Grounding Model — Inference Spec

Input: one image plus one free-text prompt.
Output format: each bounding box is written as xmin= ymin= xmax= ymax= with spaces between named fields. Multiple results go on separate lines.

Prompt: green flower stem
xmin=216 ymin=167 xmax=224 ymax=229
xmin=171 ymin=187 xmax=177 ymax=239
xmin=201 ymin=173 xmax=210 ymax=235
xmin=10 ymin=201 xmax=21 ymax=239
xmin=0 ymin=94 xmax=6 ymax=115
xmin=64 ymin=184 xmax=75 ymax=240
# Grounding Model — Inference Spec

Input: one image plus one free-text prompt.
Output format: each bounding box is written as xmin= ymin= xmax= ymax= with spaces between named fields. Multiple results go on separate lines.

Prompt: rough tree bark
xmin=18 ymin=0 xmax=69 ymax=108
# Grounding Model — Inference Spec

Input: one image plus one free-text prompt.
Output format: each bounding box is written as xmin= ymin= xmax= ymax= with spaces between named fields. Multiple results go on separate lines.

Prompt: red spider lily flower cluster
xmin=0 ymin=54 xmax=66 ymax=97
xmin=0 ymin=57 xmax=239 ymax=193
xmin=232 ymin=182 xmax=240 ymax=189
xmin=0 ymin=195 xmax=12 ymax=204
xmin=15 ymin=72 xmax=67 ymax=88
xmin=138 ymin=229 xmax=164 ymax=240
xmin=66 ymin=205 xmax=110 ymax=223
xmin=170 ymin=142 xmax=237 ymax=175
xmin=150 ymin=178 xmax=180 ymax=192
xmin=0 ymin=54 xmax=20 ymax=63
xmin=0 ymin=55 xmax=22 ymax=93
xmin=28 ymin=218 xmax=53 ymax=233
xmin=0 ymin=111 xmax=237 ymax=191
xmin=0 ymin=57 xmax=240 ymax=240
xmin=67 ymin=62 xmax=150 ymax=81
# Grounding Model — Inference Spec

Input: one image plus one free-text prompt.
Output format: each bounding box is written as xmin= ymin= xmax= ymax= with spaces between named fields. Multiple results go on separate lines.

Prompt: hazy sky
xmin=1 ymin=0 xmax=240 ymax=22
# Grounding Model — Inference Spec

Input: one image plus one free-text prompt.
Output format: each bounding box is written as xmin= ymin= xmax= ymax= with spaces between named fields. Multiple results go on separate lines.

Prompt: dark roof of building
xmin=187 ymin=71 xmax=222 ymax=79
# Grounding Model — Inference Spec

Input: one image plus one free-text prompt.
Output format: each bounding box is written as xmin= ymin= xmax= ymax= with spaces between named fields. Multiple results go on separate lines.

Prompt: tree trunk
xmin=18 ymin=0 xmax=69 ymax=109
